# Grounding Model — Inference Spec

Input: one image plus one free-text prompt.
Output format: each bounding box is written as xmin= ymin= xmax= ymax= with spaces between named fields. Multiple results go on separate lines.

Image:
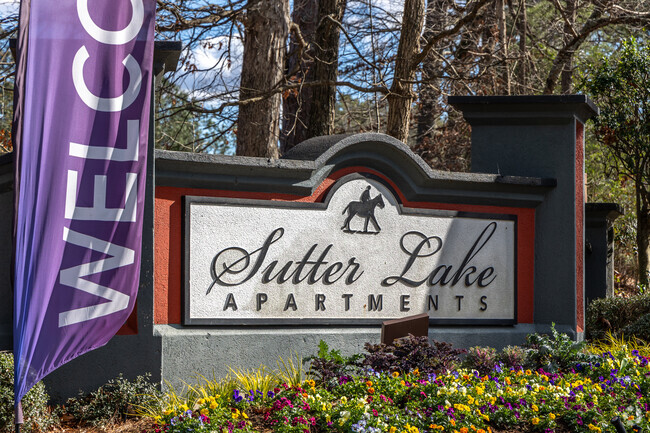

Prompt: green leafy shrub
xmin=525 ymin=324 xmax=597 ymax=372
xmin=623 ymin=313 xmax=650 ymax=342
xmin=586 ymin=294 xmax=650 ymax=341
xmin=462 ymin=346 xmax=497 ymax=375
xmin=496 ymin=345 xmax=528 ymax=370
xmin=0 ymin=351 xmax=58 ymax=433
xmin=308 ymin=340 xmax=362 ymax=386
xmin=363 ymin=334 xmax=465 ymax=375
xmin=63 ymin=373 xmax=160 ymax=427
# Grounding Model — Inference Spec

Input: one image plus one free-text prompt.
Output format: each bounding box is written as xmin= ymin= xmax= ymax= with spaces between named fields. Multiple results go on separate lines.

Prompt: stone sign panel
xmin=184 ymin=175 xmax=516 ymax=325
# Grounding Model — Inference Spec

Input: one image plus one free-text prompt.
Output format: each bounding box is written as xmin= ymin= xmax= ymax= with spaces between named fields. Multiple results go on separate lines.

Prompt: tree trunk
xmin=496 ymin=0 xmax=510 ymax=94
xmin=516 ymin=0 xmax=527 ymax=93
xmin=237 ymin=0 xmax=290 ymax=158
xmin=280 ymin=0 xmax=318 ymax=154
xmin=560 ymin=0 xmax=576 ymax=94
xmin=307 ymin=0 xmax=347 ymax=138
xmin=416 ymin=0 xmax=450 ymax=146
xmin=387 ymin=0 xmax=426 ymax=144
xmin=636 ymin=183 xmax=650 ymax=288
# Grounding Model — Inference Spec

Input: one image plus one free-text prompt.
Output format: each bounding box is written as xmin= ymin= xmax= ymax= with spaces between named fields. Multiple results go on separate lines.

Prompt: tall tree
xmin=386 ymin=0 xmax=426 ymax=143
xmin=416 ymin=0 xmax=452 ymax=146
xmin=236 ymin=0 xmax=290 ymax=157
xmin=583 ymin=38 xmax=650 ymax=287
xmin=281 ymin=0 xmax=318 ymax=153
xmin=307 ymin=0 xmax=347 ymax=138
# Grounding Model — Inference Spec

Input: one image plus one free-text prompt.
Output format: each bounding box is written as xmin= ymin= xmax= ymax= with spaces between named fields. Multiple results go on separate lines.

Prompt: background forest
xmin=0 ymin=0 xmax=648 ymax=289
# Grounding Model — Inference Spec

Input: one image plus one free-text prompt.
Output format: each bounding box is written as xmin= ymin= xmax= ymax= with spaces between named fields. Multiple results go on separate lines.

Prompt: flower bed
xmin=146 ymin=337 xmax=650 ymax=433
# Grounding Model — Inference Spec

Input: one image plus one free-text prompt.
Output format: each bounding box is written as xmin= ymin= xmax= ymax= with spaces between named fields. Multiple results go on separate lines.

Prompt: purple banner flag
xmin=13 ymin=0 xmax=155 ymax=404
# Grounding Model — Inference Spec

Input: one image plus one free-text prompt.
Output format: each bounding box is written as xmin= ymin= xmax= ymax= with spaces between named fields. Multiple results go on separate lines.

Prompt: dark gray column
xmin=449 ymin=95 xmax=598 ymax=337
xmin=585 ymin=203 xmax=622 ymax=304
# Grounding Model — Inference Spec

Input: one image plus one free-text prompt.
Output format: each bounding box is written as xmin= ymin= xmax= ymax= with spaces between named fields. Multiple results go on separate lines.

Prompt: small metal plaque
xmin=381 ymin=313 xmax=430 ymax=344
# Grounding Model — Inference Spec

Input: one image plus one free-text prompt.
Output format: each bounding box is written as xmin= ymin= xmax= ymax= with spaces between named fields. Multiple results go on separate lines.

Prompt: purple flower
xmin=233 ymin=389 xmax=243 ymax=403
xmin=267 ymin=390 xmax=275 ymax=399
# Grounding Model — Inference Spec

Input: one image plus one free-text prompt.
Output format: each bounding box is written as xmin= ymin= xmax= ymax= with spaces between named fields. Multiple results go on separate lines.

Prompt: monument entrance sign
xmin=185 ymin=175 xmax=516 ymax=324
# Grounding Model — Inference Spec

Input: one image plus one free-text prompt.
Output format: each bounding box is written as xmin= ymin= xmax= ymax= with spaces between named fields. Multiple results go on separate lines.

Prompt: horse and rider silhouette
xmin=341 ymin=186 xmax=385 ymax=234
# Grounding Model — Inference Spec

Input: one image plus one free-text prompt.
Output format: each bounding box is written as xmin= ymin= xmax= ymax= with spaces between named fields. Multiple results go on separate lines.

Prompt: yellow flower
xmin=209 ymin=401 xmax=218 ymax=409
xmin=180 ymin=404 xmax=189 ymax=412
xmin=200 ymin=408 xmax=209 ymax=416
xmin=242 ymin=411 xmax=249 ymax=419
xmin=401 ymin=380 xmax=406 ymax=386
xmin=532 ymin=404 xmax=539 ymax=412
xmin=588 ymin=424 xmax=602 ymax=432
xmin=340 ymin=396 xmax=347 ymax=404
xmin=413 ymin=368 xmax=420 ymax=376
xmin=163 ymin=409 xmax=173 ymax=416
xmin=549 ymin=413 xmax=556 ymax=420
xmin=389 ymin=427 xmax=397 ymax=433
xmin=232 ymin=409 xmax=240 ymax=419
xmin=392 ymin=371 xmax=400 ymax=378
xmin=525 ymin=370 xmax=532 ymax=375
xmin=531 ymin=418 xmax=540 ymax=425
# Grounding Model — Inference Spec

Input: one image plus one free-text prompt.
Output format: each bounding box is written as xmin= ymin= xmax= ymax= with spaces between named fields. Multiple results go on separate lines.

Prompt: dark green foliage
xmin=362 ymin=334 xmax=465 ymax=376
xmin=582 ymin=38 xmax=650 ymax=287
xmin=586 ymin=294 xmax=650 ymax=341
xmin=62 ymin=373 xmax=160 ymax=427
xmin=308 ymin=341 xmax=363 ymax=387
xmin=462 ymin=346 xmax=497 ymax=375
xmin=525 ymin=324 xmax=597 ymax=373
xmin=0 ymin=351 xmax=58 ymax=433
xmin=622 ymin=313 xmax=650 ymax=342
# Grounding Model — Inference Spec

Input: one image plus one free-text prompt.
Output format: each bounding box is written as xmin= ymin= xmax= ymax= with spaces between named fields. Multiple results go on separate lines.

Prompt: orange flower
xmin=366 ymin=380 xmax=373 ymax=387
xmin=450 ymin=419 xmax=456 ymax=426
xmin=460 ymin=427 xmax=469 ymax=433
xmin=368 ymin=387 xmax=375 ymax=394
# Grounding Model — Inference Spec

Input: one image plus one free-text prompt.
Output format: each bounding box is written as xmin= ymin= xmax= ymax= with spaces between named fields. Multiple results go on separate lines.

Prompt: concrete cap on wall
xmin=156 ymin=132 xmax=556 ymax=207
xmin=586 ymin=203 xmax=624 ymax=226
xmin=448 ymin=95 xmax=599 ymax=125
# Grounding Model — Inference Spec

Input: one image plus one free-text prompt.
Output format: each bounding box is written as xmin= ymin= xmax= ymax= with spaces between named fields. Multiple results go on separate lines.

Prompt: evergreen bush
xmin=0 ymin=351 xmax=58 ymax=433
xmin=586 ymin=294 xmax=650 ymax=341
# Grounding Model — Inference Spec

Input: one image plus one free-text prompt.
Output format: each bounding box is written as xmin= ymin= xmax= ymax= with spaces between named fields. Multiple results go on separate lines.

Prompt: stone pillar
xmin=449 ymin=95 xmax=598 ymax=338
xmin=585 ymin=203 xmax=622 ymax=304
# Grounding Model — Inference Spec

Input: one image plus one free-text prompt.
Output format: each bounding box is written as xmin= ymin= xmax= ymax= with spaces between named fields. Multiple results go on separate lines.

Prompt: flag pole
xmin=15 ymin=401 xmax=24 ymax=433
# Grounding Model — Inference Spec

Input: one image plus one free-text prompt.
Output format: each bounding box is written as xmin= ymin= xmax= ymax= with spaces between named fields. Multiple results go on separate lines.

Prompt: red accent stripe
xmin=576 ymin=122 xmax=585 ymax=333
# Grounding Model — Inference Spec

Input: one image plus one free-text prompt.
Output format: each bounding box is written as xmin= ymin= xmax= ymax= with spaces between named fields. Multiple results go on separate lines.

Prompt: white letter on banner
xmin=72 ymin=46 xmax=142 ymax=112
xmin=77 ymin=0 xmax=144 ymax=45
xmin=65 ymin=170 xmax=137 ymax=222
xmin=58 ymin=227 xmax=133 ymax=327
xmin=69 ymin=120 xmax=139 ymax=162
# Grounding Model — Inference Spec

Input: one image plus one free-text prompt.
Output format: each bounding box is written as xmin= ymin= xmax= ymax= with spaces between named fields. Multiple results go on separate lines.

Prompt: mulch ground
xmin=48 ymin=416 xmax=577 ymax=433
